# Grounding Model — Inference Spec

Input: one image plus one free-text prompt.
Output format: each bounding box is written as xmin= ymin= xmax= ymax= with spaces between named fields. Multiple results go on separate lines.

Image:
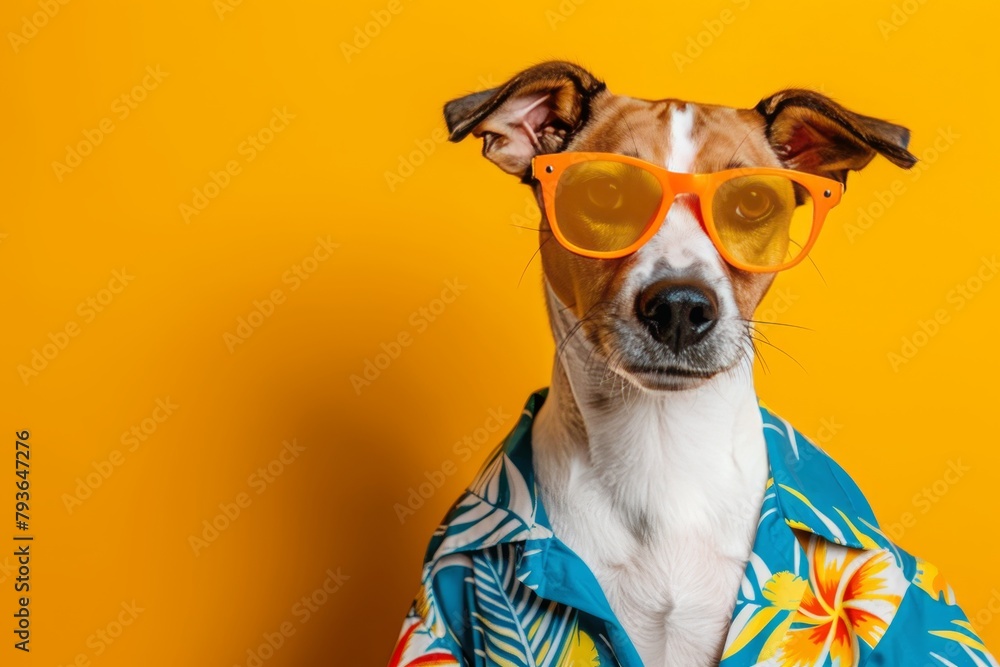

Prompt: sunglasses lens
xmin=553 ymin=161 xmax=663 ymax=253
xmin=712 ymin=174 xmax=815 ymax=269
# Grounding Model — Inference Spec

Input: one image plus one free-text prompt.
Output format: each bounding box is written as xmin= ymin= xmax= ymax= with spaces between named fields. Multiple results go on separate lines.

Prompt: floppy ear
xmin=755 ymin=89 xmax=917 ymax=186
xmin=443 ymin=61 xmax=607 ymax=178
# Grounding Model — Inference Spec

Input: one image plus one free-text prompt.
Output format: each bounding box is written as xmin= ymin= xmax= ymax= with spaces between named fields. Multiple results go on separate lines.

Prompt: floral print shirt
xmin=387 ymin=389 xmax=996 ymax=667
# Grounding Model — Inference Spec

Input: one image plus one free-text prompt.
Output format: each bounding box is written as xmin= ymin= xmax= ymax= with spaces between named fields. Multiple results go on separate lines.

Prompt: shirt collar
xmin=758 ymin=403 xmax=891 ymax=551
xmin=426 ymin=388 xmax=891 ymax=565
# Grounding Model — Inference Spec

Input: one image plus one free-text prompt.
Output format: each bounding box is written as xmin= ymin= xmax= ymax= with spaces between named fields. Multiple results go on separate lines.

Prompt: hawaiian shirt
xmin=388 ymin=389 xmax=996 ymax=667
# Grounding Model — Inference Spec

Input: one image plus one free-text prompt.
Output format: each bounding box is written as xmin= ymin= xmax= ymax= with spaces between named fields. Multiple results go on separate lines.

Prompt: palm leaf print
xmin=471 ymin=545 xmax=577 ymax=667
xmin=431 ymin=451 xmax=552 ymax=562
xmin=929 ymin=620 xmax=998 ymax=667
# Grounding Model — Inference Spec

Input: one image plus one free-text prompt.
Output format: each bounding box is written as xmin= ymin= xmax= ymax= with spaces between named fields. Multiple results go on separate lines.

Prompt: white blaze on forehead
xmin=666 ymin=104 xmax=697 ymax=173
xmin=636 ymin=101 xmax=715 ymax=274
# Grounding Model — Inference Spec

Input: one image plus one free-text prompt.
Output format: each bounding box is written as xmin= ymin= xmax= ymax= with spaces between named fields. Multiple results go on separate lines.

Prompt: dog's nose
xmin=636 ymin=281 xmax=718 ymax=352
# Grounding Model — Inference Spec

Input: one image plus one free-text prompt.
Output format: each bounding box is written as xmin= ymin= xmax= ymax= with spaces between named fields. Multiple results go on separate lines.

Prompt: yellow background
xmin=1 ymin=0 xmax=998 ymax=665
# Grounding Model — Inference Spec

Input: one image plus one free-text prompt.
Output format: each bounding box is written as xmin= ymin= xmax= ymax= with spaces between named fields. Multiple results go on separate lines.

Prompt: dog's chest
xmin=538 ymin=438 xmax=766 ymax=667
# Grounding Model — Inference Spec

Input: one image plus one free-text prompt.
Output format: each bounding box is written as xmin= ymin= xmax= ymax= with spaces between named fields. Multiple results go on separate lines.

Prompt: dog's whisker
xmin=749 ymin=338 xmax=771 ymax=375
xmin=518 ymin=236 xmax=552 ymax=287
xmin=724 ymin=126 xmax=757 ymax=167
xmin=755 ymin=347 xmax=772 ymax=375
xmin=556 ymin=300 xmax=611 ymax=359
xmin=557 ymin=318 xmax=588 ymax=357
xmin=805 ymin=254 xmax=826 ymax=285
xmin=736 ymin=343 xmax=755 ymax=378
xmin=750 ymin=334 xmax=807 ymax=373
xmin=787 ymin=238 xmax=827 ymax=285
xmin=741 ymin=318 xmax=813 ymax=331
xmin=619 ymin=111 xmax=642 ymax=160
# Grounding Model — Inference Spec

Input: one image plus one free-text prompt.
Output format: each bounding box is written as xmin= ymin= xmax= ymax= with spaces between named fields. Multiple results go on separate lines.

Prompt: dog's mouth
xmin=617 ymin=362 xmax=721 ymax=390
xmin=594 ymin=316 xmax=748 ymax=392
xmin=624 ymin=363 xmax=716 ymax=379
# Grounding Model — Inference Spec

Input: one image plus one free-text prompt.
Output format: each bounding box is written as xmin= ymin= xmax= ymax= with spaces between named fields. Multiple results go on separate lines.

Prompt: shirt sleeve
xmin=386 ymin=597 xmax=464 ymax=667
xmin=866 ymin=573 xmax=997 ymax=667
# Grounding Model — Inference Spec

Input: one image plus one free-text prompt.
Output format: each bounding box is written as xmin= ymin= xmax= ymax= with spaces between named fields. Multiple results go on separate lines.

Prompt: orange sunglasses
xmin=530 ymin=152 xmax=844 ymax=272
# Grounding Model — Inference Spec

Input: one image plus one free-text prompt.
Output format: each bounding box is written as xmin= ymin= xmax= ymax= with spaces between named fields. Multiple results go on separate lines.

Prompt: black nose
xmin=636 ymin=281 xmax=718 ymax=352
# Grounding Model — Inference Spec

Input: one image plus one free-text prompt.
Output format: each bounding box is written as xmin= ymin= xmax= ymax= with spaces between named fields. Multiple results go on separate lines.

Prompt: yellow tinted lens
xmin=712 ymin=175 xmax=814 ymax=269
xmin=553 ymin=161 xmax=663 ymax=253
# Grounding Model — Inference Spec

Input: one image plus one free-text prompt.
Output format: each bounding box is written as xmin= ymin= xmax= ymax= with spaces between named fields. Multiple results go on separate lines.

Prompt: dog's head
xmin=444 ymin=61 xmax=916 ymax=391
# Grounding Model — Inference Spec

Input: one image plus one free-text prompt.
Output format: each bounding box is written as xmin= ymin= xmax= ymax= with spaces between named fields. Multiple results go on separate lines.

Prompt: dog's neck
xmin=530 ymin=282 xmax=772 ymax=665
xmin=532 ymin=282 xmax=768 ymax=542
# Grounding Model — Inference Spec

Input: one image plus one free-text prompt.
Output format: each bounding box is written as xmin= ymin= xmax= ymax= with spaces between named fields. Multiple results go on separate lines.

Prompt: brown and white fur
xmin=443 ymin=61 xmax=916 ymax=667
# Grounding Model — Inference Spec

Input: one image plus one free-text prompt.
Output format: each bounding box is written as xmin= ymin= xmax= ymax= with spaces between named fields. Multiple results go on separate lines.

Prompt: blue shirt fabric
xmin=387 ymin=389 xmax=996 ymax=667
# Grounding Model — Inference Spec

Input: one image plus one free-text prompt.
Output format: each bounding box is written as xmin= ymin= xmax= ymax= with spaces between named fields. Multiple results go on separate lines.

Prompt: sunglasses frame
xmin=530 ymin=151 xmax=844 ymax=272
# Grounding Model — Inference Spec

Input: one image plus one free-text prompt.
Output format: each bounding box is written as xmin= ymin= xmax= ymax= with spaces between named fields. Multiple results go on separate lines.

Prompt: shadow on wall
xmin=272 ymin=353 xmax=471 ymax=666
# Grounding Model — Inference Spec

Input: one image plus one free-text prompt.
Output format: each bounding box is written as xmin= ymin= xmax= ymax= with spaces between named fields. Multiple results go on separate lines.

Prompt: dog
xmin=387 ymin=62 xmax=995 ymax=667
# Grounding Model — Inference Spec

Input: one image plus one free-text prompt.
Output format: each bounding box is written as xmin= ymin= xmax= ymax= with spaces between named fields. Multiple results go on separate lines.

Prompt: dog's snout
xmin=636 ymin=281 xmax=718 ymax=353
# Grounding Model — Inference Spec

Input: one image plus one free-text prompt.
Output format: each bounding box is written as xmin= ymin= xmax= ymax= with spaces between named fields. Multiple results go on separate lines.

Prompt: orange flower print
xmin=772 ymin=536 xmax=908 ymax=667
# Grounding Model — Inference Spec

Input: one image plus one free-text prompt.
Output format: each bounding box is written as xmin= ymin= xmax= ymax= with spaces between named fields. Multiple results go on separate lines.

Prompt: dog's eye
xmin=733 ymin=185 xmax=777 ymax=221
xmin=585 ymin=177 xmax=624 ymax=210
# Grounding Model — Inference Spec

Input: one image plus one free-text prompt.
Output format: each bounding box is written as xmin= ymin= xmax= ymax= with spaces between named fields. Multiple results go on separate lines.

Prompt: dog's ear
xmin=443 ymin=61 xmax=607 ymax=177
xmin=755 ymin=89 xmax=917 ymax=186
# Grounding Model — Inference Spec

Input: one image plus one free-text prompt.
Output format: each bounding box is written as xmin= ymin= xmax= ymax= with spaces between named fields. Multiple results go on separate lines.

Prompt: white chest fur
xmin=531 ymin=366 xmax=768 ymax=667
